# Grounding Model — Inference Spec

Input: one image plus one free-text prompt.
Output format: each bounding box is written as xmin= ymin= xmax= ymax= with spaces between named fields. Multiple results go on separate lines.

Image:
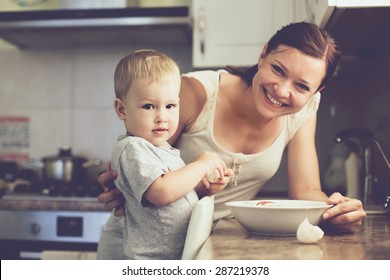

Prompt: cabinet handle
xmin=198 ymin=8 xmax=206 ymax=56
xmin=30 ymin=222 xmax=41 ymax=235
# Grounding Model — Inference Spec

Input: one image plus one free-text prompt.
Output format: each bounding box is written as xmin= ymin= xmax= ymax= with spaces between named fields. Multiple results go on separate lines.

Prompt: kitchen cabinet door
xmin=192 ymin=0 xmax=295 ymax=67
xmin=294 ymin=0 xmax=342 ymax=25
xmin=294 ymin=0 xmax=316 ymax=22
xmin=305 ymin=0 xmax=390 ymax=28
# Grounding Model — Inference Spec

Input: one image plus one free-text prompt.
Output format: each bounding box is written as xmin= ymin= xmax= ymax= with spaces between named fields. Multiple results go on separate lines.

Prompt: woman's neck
xmin=214 ymin=73 xmax=283 ymax=154
xmin=222 ymin=74 xmax=279 ymax=129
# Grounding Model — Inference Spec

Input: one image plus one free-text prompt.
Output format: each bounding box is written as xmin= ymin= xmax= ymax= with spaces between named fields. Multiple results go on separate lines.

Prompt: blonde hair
xmin=114 ymin=49 xmax=180 ymax=99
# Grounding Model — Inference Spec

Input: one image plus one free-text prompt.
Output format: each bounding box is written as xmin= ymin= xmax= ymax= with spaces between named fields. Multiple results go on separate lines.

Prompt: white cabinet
xmin=191 ymin=0 xmax=295 ymax=67
xmin=294 ymin=0 xmax=316 ymax=22
xmin=294 ymin=0 xmax=336 ymax=26
xmin=302 ymin=0 xmax=390 ymax=28
xmin=311 ymin=0 xmax=336 ymax=28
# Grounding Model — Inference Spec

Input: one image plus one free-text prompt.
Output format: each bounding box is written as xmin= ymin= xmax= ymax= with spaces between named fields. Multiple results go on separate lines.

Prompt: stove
xmin=3 ymin=178 xmax=103 ymax=197
xmin=0 ymin=179 xmax=111 ymax=259
xmin=2 ymin=193 xmax=98 ymax=201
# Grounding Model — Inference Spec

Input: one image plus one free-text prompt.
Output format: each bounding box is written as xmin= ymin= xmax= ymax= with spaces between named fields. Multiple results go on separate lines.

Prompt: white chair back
xmin=181 ymin=195 xmax=214 ymax=260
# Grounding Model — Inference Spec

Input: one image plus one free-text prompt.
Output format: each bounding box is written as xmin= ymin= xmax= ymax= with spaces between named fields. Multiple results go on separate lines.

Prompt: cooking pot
xmin=40 ymin=147 xmax=102 ymax=184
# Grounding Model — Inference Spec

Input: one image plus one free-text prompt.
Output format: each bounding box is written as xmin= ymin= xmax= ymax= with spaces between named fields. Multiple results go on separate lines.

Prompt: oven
xmin=0 ymin=170 xmax=111 ymax=260
xmin=0 ymin=207 xmax=110 ymax=259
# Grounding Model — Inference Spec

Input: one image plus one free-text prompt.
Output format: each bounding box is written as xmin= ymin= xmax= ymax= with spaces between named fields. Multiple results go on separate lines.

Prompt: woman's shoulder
xmin=182 ymin=69 xmax=227 ymax=80
xmin=180 ymin=69 xmax=230 ymax=100
xmin=284 ymin=93 xmax=321 ymax=138
xmin=177 ymin=72 xmax=211 ymax=136
xmin=298 ymin=93 xmax=321 ymax=117
xmin=174 ymin=70 xmax=226 ymax=137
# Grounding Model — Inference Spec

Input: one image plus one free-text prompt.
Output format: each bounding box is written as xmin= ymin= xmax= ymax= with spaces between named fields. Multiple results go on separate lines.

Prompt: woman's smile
xmin=252 ymin=45 xmax=326 ymax=119
xmin=263 ymin=87 xmax=285 ymax=107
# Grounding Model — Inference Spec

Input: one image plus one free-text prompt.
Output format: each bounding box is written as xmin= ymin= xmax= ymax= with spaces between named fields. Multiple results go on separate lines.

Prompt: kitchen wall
xmin=317 ymin=54 xmax=389 ymax=195
xmin=0 ymin=46 xmax=193 ymax=177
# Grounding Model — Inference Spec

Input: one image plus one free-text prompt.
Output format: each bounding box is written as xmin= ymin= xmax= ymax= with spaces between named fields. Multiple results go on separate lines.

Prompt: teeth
xmin=265 ymin=91 xmax=283 ymax=106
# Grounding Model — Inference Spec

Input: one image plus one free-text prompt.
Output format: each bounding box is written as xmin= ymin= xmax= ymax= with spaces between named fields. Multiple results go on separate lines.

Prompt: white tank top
xmin=176 ymin=70 xmax=321 ymax=220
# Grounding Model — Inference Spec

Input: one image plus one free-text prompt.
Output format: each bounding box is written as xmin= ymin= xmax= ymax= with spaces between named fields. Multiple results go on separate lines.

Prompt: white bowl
xmin=225 ymin=200 xmax=332 ymax=236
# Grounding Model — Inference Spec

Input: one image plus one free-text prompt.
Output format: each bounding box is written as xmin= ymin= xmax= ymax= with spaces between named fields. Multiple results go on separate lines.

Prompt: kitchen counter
xmin=0 ymin=196 xmax=106 ymax=212
xmin=196 ymin=214 xmax=390 ymax=260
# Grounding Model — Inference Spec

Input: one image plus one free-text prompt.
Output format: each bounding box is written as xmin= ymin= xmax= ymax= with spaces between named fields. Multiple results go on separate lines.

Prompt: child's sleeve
xmin=115 ymin=139 xmax=167 ymax=205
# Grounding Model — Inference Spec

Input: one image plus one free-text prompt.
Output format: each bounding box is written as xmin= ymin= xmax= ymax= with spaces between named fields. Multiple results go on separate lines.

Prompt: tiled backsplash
xmin=0 ymin=47 xmax=193 ymax=169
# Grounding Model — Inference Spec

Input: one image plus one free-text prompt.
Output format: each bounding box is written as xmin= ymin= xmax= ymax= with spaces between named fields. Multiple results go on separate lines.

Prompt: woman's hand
xmin=321 ymin=192 xmax=366 ymax=234
xmin=97 ymin=169 xmax=125 ymax=217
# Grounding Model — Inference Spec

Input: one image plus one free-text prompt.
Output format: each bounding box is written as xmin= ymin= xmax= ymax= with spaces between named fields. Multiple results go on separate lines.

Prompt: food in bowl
xmin=225 ymin=200 xmax=332 ymax=236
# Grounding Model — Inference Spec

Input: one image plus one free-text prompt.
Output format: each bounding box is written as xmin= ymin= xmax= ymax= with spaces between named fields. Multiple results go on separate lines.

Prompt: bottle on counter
xmin=345 ymin=152 xmax=363 ymax=200
xmin=323 ymin=143 xmax=349 ymax=195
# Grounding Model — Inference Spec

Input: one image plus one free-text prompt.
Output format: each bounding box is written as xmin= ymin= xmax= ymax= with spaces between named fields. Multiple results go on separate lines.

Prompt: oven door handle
xmin=20 ymin=250 xmax=97 ymax=259
xmin=20 ymin=251 xmax=42 ymax=259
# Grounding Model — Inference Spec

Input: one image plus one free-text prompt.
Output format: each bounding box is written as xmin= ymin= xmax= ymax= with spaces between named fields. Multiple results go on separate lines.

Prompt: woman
xmin=97 ymin=22 xmax=366 ymax=259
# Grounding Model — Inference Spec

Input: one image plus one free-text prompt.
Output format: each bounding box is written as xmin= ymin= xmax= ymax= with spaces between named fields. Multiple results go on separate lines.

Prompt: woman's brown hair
xmin=229 ymin=21 xmax=340 ymax=91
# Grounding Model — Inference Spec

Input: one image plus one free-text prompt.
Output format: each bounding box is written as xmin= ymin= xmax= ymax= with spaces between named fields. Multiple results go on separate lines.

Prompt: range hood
xmin=0 ymin=6 xmax=192 ymax=49
xmin=314 ymin=1 xmax=390 ymax=58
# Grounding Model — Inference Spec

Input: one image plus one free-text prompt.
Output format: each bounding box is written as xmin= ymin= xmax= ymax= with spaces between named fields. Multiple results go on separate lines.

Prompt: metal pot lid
xmin=42 ymin=147 xmax=87 ymax=161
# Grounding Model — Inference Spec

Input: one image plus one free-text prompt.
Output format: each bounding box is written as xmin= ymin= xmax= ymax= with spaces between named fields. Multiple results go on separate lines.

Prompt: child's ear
xmin=114 ymin=98 xmax=126 ymax=120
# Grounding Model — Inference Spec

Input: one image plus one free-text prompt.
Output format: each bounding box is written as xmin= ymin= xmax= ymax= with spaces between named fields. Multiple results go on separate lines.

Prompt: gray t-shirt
xmin=111 ymin=135 xmax=199 ymax=260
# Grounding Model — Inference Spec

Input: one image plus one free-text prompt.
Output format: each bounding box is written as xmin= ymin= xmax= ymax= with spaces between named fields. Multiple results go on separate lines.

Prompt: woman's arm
xmin=287 ymin=114 xmax=366 ymax=233
xmin=287 ymin=114 xmax=327 ymax=200
xmin=97 ymin=166 xmax=124 ymax=216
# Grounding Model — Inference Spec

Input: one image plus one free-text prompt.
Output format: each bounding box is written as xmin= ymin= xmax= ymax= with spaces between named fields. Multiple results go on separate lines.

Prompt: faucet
xmin=384 ymin=196 xmax=390 ymax=210
xmin=334 ymin=128 xmax=390 ymax=208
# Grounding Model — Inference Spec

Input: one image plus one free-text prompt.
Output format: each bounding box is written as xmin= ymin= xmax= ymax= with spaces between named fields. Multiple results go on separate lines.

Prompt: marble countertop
xmin=196 ymin=214 xmax=390 ymax=260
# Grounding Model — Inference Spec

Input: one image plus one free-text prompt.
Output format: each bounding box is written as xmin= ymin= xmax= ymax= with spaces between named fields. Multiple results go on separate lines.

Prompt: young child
xmin=112 ymin=49 xmax=230 ymax=260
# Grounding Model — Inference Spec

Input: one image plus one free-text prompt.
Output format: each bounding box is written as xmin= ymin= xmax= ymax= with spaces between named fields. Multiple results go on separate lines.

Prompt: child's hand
xmin=197 ymin=151 xmax=227 ymax=180
xmin=202 ymin=168 xmax=234 ymax=195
